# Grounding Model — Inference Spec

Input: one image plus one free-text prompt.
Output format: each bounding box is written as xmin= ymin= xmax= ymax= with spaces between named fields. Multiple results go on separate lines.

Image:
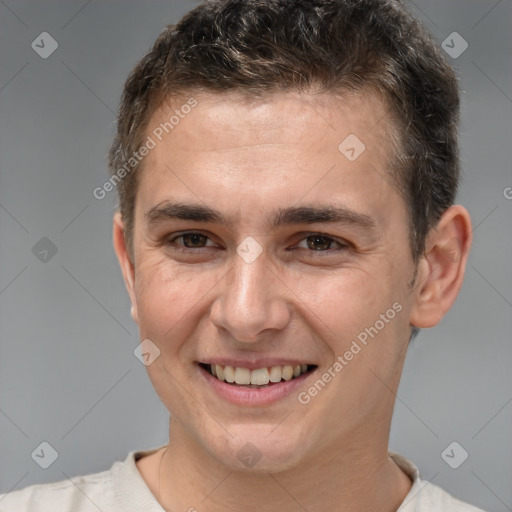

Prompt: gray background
xmin=0 ymin=1 xmax=510 ymax=510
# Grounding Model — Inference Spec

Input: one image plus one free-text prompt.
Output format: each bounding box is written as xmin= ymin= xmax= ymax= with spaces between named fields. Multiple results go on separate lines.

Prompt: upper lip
xmin=198 ymin=359 xmax=315 ymax=370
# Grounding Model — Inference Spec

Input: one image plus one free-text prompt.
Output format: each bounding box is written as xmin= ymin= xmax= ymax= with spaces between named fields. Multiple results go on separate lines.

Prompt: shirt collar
xmin=118 ymin=447 xmax=424 ymax=511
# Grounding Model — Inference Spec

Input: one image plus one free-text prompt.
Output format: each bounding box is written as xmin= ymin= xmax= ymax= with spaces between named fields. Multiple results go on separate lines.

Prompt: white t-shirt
xmin=0 ymin=446 xmax=486 ymax=511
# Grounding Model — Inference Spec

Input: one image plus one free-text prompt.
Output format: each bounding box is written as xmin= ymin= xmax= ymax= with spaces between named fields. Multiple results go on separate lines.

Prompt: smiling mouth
xmin=199 ymin=363 xmax=317 ymax=388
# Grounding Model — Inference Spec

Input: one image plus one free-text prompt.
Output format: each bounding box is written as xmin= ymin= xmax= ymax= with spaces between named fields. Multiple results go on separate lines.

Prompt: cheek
xmin=292 ymin=266 xmax=393 ymax=341
xmin=134 ymin=256 xmax=229 ymax=349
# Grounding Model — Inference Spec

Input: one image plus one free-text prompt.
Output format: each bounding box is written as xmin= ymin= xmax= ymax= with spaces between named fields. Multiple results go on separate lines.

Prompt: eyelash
xmin=165 ymin=231 xmax=349 ymax=254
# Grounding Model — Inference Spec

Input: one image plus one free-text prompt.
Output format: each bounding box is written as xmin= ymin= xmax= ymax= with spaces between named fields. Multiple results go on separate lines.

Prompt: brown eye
xmin=181 ymin=233 xmax=208 ymax=248
xmin=306 ymin=235 xmax=335 ymax=251
xmin=182 ymin=233 xmax=207 ymax=247
xmin=167 ymin=232 xmax=215 ymax=249
xmin=295 ymin=233 xmax=346 ymax=252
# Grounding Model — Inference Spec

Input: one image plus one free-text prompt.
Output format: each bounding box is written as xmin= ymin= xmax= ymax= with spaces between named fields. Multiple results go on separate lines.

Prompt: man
xmin=0 ymin=0 xmax=485 ymax=510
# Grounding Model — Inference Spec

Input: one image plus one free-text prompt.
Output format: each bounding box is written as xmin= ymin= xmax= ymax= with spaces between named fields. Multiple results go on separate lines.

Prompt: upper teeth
xmin=210 ymin=364 xmax=309 ymax=385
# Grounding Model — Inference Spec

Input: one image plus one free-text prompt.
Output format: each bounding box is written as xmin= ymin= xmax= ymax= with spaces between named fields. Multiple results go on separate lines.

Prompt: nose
xmin=209 ymin=252 xmax=291 ymax=343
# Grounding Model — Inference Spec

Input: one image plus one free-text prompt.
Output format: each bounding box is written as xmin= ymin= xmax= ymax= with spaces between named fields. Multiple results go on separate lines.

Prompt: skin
xmin=113 ymin=90 xmax=472 ymax=511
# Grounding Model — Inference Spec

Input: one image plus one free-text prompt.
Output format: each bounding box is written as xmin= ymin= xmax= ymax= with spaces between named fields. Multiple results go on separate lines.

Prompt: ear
xmin=409 ymin=205 xmax=472 ymax=329
xmin=113 ymin=212 xmax=139 ymax=323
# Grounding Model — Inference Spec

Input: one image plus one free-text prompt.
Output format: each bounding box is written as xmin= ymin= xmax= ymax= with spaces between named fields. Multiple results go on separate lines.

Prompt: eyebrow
xmin=145 ymin=201 xmax=376 ymax=231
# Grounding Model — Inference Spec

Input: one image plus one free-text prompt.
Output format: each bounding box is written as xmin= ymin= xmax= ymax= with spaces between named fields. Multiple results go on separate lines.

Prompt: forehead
xmin=135 ymin=89 xmax=403 ymax=227
xmin=147 ymin=89 xmax=396 ymax=155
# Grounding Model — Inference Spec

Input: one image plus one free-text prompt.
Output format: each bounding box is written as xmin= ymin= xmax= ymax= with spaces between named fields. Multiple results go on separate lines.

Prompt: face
xmin=118 ymin=90 xmax=420 ymax=472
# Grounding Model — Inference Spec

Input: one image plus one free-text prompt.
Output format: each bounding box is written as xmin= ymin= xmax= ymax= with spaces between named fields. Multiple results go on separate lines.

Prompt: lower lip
xmin=198 ymin=365 xmax=315 ymax=406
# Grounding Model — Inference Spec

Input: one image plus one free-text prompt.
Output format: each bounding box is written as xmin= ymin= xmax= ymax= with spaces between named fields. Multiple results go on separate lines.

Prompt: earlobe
xmin=409 ymin=205 xmax=472 ymax=329
xmin=112 ymin=212 xmax=139 ymax=324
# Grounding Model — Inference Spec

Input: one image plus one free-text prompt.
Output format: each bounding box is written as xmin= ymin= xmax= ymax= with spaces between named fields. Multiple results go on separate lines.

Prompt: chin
xmin=205 ymin=422 xmax=312 ymax=473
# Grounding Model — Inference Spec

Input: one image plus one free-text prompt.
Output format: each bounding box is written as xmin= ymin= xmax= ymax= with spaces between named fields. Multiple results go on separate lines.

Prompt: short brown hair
xmin=108 ymin=0 xmax=460 ymax=262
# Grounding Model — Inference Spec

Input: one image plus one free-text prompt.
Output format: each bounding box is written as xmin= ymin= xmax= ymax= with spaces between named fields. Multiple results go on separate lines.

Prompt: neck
xmin=154 ymin=419 xmax=412 ymax=512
